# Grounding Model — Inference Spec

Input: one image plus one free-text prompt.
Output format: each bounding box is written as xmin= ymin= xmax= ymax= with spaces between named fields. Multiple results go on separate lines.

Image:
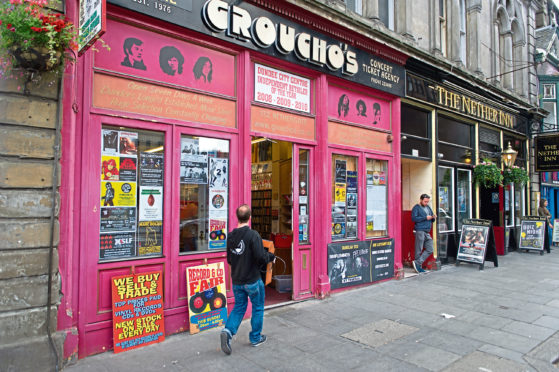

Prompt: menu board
xmin=519 ymin=217 xmax=546 ymax=251
xmin=111 ymin=271 xmax=165 ymax=353
xmin=186 ymin=262 xmax=227 ymax=334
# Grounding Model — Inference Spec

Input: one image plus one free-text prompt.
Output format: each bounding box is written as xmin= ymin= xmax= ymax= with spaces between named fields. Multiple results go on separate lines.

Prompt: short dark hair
xmin=420 ymin=194 xmax=430 ymax=200
xmin=123 ymin=37 xmax=143 ymax=56
xmin=236 ymin=204 xmax=251 ymax=223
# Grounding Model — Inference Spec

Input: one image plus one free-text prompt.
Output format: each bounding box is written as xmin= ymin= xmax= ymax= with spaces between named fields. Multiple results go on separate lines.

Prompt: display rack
xmin=251 ymin=163 xmax=272 ymax=239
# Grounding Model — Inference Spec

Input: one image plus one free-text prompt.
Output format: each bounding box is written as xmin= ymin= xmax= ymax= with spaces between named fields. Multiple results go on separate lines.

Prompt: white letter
xmin=229 ymin=5 xmax=252 ymax=40
xmin=310 ymin=37 xmax=327 ymax=66
xmin=295 ymin=33 xmax=311 ymax=61
xmin=343 ymin=51 xmax=358 ymax=75
xmin=326 ymin=44 xmax=344 ymax=70
xmin=276 ymin=24 xmax=295 ymax=54
xmin=252 ymin=17 xmax=276 ymax=47
xmin=202 ymin=0 xmax=228 ymax=32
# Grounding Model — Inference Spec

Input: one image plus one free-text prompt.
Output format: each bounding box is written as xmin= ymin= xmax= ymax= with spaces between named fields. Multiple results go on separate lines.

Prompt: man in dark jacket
xmin=411 ymin=194 xmax=437 ymax=273
xmin=220 ymin=205 xmax=275 ymax=355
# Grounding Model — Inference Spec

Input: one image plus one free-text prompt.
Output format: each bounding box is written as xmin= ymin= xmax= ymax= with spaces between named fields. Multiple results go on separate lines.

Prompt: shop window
xmin=504 ymin=184 xmax=514 ymax=227
xmin=438 ymin=116 xmax=473 ymax=164
xmin=542 ymin=102 xmax=557 ymax=131
xmin=456 ymin=169 xmax=472 ymax=231
xmin=299 ymin=149 xmax=310 ymax=244
xmin=479 ymin=127 xmax=501 ymax=164
xmin=366 ymin=159 xmax=388 ymax=238
xmin=332 ymin=154 xmax=358 ymax=241
xmin=179 ymin=136 xmax=229 ymax=253
xmin=438 ymin=166 xmax=455 ymax=232
xmin=401 ymin=104 xmax=431 ymax=159
xmin=100 ymin=126 xmax=165 ymax=261
xmin=514 ymin=185 xmax=525 ymax=226
xmin=503 ymin=135 xmax=526 ymax=167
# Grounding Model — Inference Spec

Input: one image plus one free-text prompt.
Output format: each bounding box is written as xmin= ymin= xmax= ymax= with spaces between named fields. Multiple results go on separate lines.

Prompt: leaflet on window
xmin=139 ymin=186 xmax=163 ymax=221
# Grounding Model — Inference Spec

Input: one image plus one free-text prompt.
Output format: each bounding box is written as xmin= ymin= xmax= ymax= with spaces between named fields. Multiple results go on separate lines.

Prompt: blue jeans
xmin=223 ymin=279 xmax=265 ymax=344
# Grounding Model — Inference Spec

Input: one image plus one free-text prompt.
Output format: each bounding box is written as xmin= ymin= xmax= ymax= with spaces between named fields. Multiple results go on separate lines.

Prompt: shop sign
xmin=535 ymin=135 xmax=559 ymax=172
xmin=406 ymin=74 xmax=519 ymax=132
xmin=254 ymin=64 xmax=310 ymax=113
xmin=106 ymin=0 xmax=405 ymax=97
xmin=111 ymin=271 xmax=165 ymax=353
xmin=79 ymin=0 xmax=106 ymax=54
xmin=186 ymin=262 xmax=227 ymax=334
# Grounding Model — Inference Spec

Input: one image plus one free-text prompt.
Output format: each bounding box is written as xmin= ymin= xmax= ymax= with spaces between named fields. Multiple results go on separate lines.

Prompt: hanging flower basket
xmin=9 ymin=46 xmax=62 ymax=71
xmin=503 ymin=166 xmax=529 ymax=186
xmin=473 ymin=159 xmax=503 ymax=189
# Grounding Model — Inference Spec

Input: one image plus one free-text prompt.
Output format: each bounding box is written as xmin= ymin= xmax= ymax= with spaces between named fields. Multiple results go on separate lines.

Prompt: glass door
xmin=456 ymin=169 xmax=472 ymax=231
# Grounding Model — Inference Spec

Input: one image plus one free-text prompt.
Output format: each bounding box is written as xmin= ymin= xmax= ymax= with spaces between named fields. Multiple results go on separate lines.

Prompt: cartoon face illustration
xmin=356 ymin=99 xmax=367 ymax=117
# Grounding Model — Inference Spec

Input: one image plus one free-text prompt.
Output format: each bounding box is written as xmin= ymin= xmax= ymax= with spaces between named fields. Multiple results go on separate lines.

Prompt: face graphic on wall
xmin=372 ymin=102 xmax=381 ymax=125
xmin=337 ymin=94 xmax=349 ymax=117
xmin=356 ymin=99 xmax=367 ymax=117
xmin=121 ymin=38 xmax=147 ymax=70
xmin=159 ymin=46 xmax=184 ymax=76
xmin=193 ymin=56 xmax=213 ymax=83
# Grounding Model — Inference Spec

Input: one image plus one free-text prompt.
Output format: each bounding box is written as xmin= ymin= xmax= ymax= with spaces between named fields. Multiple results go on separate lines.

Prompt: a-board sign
xmin=519 ymin=217 xmax=546 ymax=251
xmin=327 ymin=238 xmax=395 ymax=290
xmin=553 ymin=219 xmax=559 ymax=244
xmin=457 ymin=220 xmax=491 ymax=264
xmin=186 ymin=262 xmax=227 ymax=334
xmin=111 ymin=271 xmax=165 ymax=353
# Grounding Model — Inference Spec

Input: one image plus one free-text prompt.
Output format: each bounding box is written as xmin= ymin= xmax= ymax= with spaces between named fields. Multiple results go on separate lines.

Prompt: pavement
xmin=64 ymin=248 xmax=559 ymax=372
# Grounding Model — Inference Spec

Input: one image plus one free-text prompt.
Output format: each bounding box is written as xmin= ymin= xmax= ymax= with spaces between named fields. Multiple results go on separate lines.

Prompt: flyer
xmin=100 ymin=207 xmax=137 ymax=232
xmin=335 ymin=160 xmax=347 ymax=183
xmin=346 ymin=215 xmax=357 ymax=238
xmin=139 ymin=153 xmax=164 ymax=187
xmin=139 ymin=186 xmax=163 ymax=221
xmin=101 ymin=181 xmax=137 ymax=207
xmin=138 ymin=221 xmax=163 ymax=256
xmin=335 ymin=183 xmax=347 ymax=206
xmin=181 ymin=137 xmax=200 ymax=156
xmin=102 ymin=129 xmax=119 ymax=155
xmin=119 ymin=131 xmax=138 ymax=156
xmin=100 ymin=231 xmax=136 ymax=259
xmin=111 ymin=271 xmax=165 ymax=353
xmin=209 ymin=188 xmax=228 ymax=217
xmin=209 ymin=158 xmax=228 ymax=188
xmin=332 ymin=222 xmax=346 ymax=239
xmin=101 ymin=155 xmax=120 ymax=181
xmin=346 ymin=171 xmax=358 ymax=193
xmin=180 ymin=158 xmax=209 ymax=184
xmin=209 ymin=218 xmax=227 ymax=249
xmin=119 ymin=157 xmax=137 ymax=182
xmin=186 ymin=263 xmax=227 ymax=334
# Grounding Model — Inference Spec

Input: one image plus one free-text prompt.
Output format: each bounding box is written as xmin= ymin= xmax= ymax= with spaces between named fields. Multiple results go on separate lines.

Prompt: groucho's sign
xmin=106 ymin=0 xmax=405 ymax=96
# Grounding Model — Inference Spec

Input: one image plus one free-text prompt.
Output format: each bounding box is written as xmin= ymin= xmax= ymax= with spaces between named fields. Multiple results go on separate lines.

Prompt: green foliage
xmin=502 ymin=166 xmax=529 ymax=186
xmin=473 ymin=159 xmax=503 ymax=189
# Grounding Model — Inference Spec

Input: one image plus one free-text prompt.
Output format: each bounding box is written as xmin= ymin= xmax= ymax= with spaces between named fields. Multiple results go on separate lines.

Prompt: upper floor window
xmin=440 ymin=0 xmax=447 ymax=56
xmin=543 ymin=84 xmax=556 ymax=99
xmin=345 ymin=0 xmax=363 ymax=15
xmin=459 ymin=0 xmax=467 ymax=63
xmin=379 ymin=0 xmax=395 ymax=31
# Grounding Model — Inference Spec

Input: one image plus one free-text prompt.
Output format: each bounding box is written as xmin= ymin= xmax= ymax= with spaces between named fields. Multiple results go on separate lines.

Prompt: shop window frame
xmin=364 ymin=154 xmax=390 ymax=239
xmin=401 ymin=103 xmax=432 ymax=161
xmin=437 ymin=165 xmax=455 ymax=233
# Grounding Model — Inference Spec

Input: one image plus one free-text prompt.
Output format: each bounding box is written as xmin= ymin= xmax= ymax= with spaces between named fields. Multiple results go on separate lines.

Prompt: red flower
xmin=7 ymin=23 xmax=12 ymax=29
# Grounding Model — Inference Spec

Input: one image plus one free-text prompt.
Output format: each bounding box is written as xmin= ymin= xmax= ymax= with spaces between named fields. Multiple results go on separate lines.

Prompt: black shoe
xmin=251 ymin=334 xmax=267 ymax=347
xmin=220 ymin=331 xmax=232 ymax=355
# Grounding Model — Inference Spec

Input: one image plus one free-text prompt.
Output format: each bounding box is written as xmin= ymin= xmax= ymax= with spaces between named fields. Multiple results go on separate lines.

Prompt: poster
xmin=519 ymin=218 xmax=546 ymax=251
xmin=139 ymin=186 xmax=163 ymax=221
xmin=371 ymin=239 xmax=394 ymax=281
xmin=553 ymin=219 xmax=559 ymax=244
xmin=111 ymin=271 xmax=165 ymax=353
xmin=209 ymin=218 xmax=227 ymax=249
xmin=439 ymin=186 xmax=449 ymax=211
xmin=209 ymin=189 xmax=228 ymax=217
xmin=186 ymin=262 xmax=227 ymax=334
xmin=458 ymin=188 xmax=466 ymax=213
xmin=346 ymin=215 xmax=357 ymax=239
xmin=140 ymin=153 xmax=164 ymax=187
xmin=327 ymin=241 xmax=371 ymax=290
xmin=180 ymin=158 xmax=209 ymax=184
xmin=100 ymin=231 xmax=136 ymax=259
xmin=457 ymin=223 xmax=489 ymax=264
xmin=138 ymin=221 xmax=163 ymax=256
xmin=299 ymin=223 xmax=308 ymax=242
xmin=331 ymin=222 xmax=346 ymax=239
xmin=100 ymin=207 xmax=137 ymax=232
xmin=101 ymin=181 xmax=136 ymax=207
xmin=335 ymin=160 xmax=347 ymax=183
xmin=347 ymin=193 xmax=357 ymax=208
xmin=181 ymin=138 xmax=199 ymax=155
xmin=101 ymin=155 xmax=120 ymax=180
xmin=367 ymin=185 xmax=387 ymax=231
xmin=102 ymin=129 xmax=119 ymax=155
xmin=119 ymin=157 xmax=137 ymax=182
xmin=254 ymin=63 xmax=311 ymax=113
xmin=335 ymin=183 xmax=346 ymax=206
xmin=209 ymin=158 xmax=228 ymax=188
xmin=119 ymin=131 xmax=138 ymax=156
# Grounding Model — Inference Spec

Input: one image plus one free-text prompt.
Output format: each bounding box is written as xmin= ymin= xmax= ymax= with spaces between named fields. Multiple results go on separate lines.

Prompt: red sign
xmin=111 ymin=271 xmax=165 ymax=353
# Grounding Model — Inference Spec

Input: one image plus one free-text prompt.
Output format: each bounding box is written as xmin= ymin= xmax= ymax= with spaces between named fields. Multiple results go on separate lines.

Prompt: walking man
xmin=411 ymin=194 xmax=436 ymax=273
xmin=220 ymin=204 xmax=275 ymax=355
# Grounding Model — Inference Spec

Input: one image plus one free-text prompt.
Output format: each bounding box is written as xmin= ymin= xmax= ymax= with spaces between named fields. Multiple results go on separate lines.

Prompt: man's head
xmin=123 ymin=38 xmax=144 ymax=62
xmin=420 ymin=194 xmax=430 ymax=207
xmin=236 ymin=204 xmax=251 ymax=223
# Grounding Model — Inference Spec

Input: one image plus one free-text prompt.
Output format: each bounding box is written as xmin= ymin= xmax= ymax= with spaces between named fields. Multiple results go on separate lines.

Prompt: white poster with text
xmin=254 ymin=63 xmax=310 ymax=113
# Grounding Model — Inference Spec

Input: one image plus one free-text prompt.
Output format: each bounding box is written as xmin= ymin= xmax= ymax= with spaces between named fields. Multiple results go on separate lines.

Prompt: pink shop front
xmin=58 ymin=0 xmax=407 ymax=358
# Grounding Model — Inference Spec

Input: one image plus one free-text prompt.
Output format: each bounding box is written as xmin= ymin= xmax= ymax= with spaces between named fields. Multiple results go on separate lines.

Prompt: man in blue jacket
xmin=411 ymin=194 xmax=437 ymax=273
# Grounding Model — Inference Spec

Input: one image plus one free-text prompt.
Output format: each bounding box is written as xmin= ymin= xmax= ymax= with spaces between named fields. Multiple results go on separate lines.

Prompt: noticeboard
xmin=111 ymin=271 xmax=165 ymax=353
xmin=456 ymin=219 xmax=498 ymax=269
xmin=519 ymin=217 xmax=546 ymax=252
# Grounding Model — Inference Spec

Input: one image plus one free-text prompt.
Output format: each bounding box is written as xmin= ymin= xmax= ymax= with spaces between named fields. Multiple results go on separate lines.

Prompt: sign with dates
xmin=254 ymin=64 xmax=310 ymax=113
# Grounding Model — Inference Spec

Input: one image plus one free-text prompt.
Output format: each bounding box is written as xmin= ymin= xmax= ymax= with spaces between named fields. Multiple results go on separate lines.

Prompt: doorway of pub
xmin=251 ymin=137 xmax=294 ymax=306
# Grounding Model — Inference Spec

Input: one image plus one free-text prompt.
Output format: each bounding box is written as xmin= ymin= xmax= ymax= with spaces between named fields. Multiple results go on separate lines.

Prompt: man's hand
xmin=427 ymin=215 xmax=434 ymax=220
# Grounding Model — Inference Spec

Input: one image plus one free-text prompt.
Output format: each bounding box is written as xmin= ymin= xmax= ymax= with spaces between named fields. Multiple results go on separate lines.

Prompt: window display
xmin=438 ymin=166 xmax=455 ymax=232
xmin=366 ymin=159 xmax=388 ymax=238
xmin=100 ymin=126 xmax=164 ymax=261
xmin=180 ymin=136 xmax=229 ymax=253
xmin=457 ymin=169 xmax=472 ymax=231
xmin=332 ymin=155 xmax=357 ymax=241
xmin=299 ymin=149 xmax=310 ymax=244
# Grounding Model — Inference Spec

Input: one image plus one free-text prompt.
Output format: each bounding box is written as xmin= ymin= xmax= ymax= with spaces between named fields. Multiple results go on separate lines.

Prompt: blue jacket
xmin=411 ymin=204 xmax=436 ymax=232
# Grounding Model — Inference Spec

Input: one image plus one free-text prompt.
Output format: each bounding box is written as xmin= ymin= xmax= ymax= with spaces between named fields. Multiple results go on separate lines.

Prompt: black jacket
xmin=227 ymin=226 xmax=275 ymax=285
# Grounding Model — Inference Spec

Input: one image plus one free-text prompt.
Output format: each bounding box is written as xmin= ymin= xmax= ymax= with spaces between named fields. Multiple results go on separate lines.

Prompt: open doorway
xmin=251 ymin=137 xmax=293 ymax=306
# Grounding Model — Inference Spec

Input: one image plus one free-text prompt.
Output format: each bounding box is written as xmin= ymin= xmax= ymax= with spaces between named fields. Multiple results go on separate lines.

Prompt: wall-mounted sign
xmin=106 ymin=0 xmax=405 ymax=96
xmin=254 ymin=64 xmax=311 ymax=113
xmin=79 ymin=0 xmax=106 ymax=54
xmin=406 ymin=73 xmax=520 ymax=132
xmin=535 ymin=135 xmax=559 ymax=172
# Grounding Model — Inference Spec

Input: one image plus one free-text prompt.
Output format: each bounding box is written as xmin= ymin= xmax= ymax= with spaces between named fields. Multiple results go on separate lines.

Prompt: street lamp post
xmin=501 ymin=142 xmax=518 ymax=168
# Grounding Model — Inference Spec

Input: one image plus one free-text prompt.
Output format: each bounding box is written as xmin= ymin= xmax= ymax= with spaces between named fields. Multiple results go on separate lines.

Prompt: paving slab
xmin=442 ymin=351 xmax=533 ymax=372
xmin=341 ymin=319 xmax=418 ymax=348
xmin=533 ymin=315 xmax=559 ymax=329
xmin=502 ymin=320 xmax=557 ymax=341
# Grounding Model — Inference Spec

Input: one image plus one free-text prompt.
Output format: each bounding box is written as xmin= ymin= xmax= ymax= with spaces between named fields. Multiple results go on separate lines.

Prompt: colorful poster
xmin=100 ymin=232 xmax=136 ymax=259
xmin=328 ymin=85 xmax=391 ymax=130
xmin=209 ymin=218 xmax=227 ymax=250
xmin=138 ymin=221 xmax=163 ymax=256
xmin=100 ymin=207 xmax=137 ymax=232
xmin=327 ymin=241 xmax=371 ymax=290
xmin=209 ymin=189 xmax=228 ymax=217
xmin=332 ymin=222 xmax=346 ymax=239
xmin=119 ymin=131 xmax=138 ymax=156
xmin=119 ymin=157 xmax=137 ymax=182
xmin=457 ymin=224 xmax=490 ymax=264
xmin=102 ymin=129 xmax=119 ymax=155
xmin=518 ymin=219 xmax=546 ymax=251
xmin=209 ymin=158 xmax=228 ymax=188
xmin=346 ymin=171 xmax=358 ymax=193
xmin=347 ymin=193 xmax=357 ymax=208
xmin=186 ymin=263 xmax=227 ymax=334
xmin=111 ymin=271 xmax=165 ymax=353
xmin=101 ymin=155 xmax=120 ymax=180
xmin=101 ymin=181 xmax=136 ymax=207
xmin=254 ymin=63 xmax=311 ymax=113
xmin=335 ymin=183 xmax=346 ymax=206
xmin=139 ymin=153 xmax=164 ymax=187
xmin=335 ymin=160 xmax=346 ymax=183
xmin=139 ymin=186 xmax=163 ymax=221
